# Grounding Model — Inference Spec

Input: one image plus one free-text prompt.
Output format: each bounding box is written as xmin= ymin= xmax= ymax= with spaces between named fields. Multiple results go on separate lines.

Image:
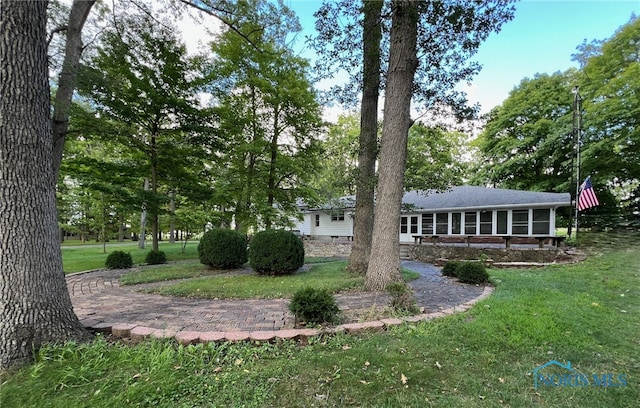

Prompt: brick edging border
xmin=80 ymin=286 xmax=494 ymax=345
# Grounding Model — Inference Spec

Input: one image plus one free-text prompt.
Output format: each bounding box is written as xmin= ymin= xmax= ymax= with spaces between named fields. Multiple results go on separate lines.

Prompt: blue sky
xmin=284 ymin=0 xmax=639 ymax=113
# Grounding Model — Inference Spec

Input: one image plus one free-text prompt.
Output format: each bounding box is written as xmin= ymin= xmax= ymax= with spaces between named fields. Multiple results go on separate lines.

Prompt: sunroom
xmin=399 ymin=187 xmax=572 ymax=247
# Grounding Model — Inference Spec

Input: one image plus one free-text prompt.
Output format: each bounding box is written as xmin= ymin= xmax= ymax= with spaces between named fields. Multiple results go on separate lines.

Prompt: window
xmin=436 ymin=213 xmax=448 ymax=234
xmin=533 ymin=209 xmax=550 ymax=234
xmin=410 ymin=216 xmax=418 ymax=234
xmin=400 ymin=216 xmax=408 ymax=234
xmin=315 ymin=214 xmax=320 ymax=227
xmin=331 ymin=211 xmax=345 ymax=222
xmin=452 ymin=212 xmax=462 ymax=234
xmin=421 ymin=214 xmax=434 ymax=235
xmin=512 ymin=210 xmax=529 ymax=235
xmin=465 ymin=212 xmax=477 ymax=235
xmin=496 ymin=211 xmax=508 ymax=235
xmin=480 ymin=211 xmax=493 ymax=235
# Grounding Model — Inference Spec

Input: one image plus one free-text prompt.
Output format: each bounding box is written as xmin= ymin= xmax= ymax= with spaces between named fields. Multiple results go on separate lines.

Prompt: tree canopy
xmin=309 ymin=0 xmax=516 ymax=118
xmin=472 ymin=16 xmax=639 ymax=225
xmin=205 ymin=0 xmax=323 ymax=233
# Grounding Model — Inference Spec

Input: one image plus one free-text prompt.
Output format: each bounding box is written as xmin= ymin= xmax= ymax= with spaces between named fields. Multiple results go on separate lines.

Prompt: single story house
xmin=294 ymin=186 xmax=571 ymax=246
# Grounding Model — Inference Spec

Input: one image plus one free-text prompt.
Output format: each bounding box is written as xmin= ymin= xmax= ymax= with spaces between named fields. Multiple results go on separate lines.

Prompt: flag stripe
xmin=578 ymin=177 xmax=599 ymax=211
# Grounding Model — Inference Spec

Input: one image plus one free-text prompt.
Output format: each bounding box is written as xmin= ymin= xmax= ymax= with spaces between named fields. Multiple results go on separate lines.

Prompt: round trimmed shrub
xmin=105 ymin=250 xmax=133 ymax=269
xmin=441 ymin=261 xmax=461 ymax=277
xmin=289 ymin=287 xmax=340 ymax=325
xmin=456 ymin=262 xmax=489 ymax=284
xmin=198 ymin=228 xmax=248 ymax=269
xmin=145 ymin=249 xmax=167 ymax=265
xmin=249 ymin=229 xmax=304 ymax=276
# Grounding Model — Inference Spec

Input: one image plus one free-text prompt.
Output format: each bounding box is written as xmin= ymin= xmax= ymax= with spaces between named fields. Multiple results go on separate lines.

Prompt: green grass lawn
xmin=133 ymin=260 xmax=363 ymax=299
xmin=3 ymin=233 xmax=639 ymax=407
xmin=61 ymin=240 xmax=199 ymax=274
xmin=121 ymin=260 xmax=420 ymax=299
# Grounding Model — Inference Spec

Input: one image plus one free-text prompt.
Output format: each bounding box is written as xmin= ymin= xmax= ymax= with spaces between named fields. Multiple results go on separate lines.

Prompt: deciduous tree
xmin=348 ymin=0 xmax=383 ymax=275
xmin=1 ymin=1 xmax=90 ymax=369
xmin=78 ymin=14 xmax=206 ymax=251
xmin=471 ymin=72 xmax=576 ymax=192
xmin=311 ymin=0 xmax=516 ymax=281
xmin=579 ymin=17 xmax=640 ymax=217
xmin=207 ymin=0 xmax=323 ymax=233
xmin=51 ymin=0 xmax=96 ymax=178
xmin=365 ymin=0 xmax=419 ymax=290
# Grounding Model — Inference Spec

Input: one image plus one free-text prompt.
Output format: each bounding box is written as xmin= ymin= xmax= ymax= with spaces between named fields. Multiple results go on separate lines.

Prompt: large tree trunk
xmin=118 ymin=213 xmax=125 ymax=242
xmin=366 ymin=0 xmax=419 ymax=291
xmin=138 ymin=178 xmax=149 ymax=249
xmin=266 ymin=105 xmax=280 ymax=230
xmin=347 ymin=0 xmax=383 ymax=275
xmin=1 ymin=1 xmax=91 ymax=369
xmin=169 ymin=190 xmax=176 ymax=244
xmin=151 ymin=134 xmax=160 ymax=252
xmin=51 ymin=0 xmax=96 ymax=178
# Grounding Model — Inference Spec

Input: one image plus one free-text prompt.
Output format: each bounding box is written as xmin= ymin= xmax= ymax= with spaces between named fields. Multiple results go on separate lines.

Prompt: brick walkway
xmin=67 ymin=261 xmax=491 ymax=343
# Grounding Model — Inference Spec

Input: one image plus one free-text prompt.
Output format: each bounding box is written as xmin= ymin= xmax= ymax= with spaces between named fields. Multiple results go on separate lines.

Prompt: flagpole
xmin=572 ymin=86 xmax=582 ymax=237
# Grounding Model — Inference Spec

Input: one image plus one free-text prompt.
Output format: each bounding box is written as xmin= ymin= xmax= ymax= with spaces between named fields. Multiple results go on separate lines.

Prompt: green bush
xmin=249 ymin=229 xmax=304 ymax=276
xmin=198 ymin=228 xmax=248 ymax=269
xmin=145 ymin=250 xmax=167 ymax=265
xmin=441 ymin=261 xmax=461 ymax=277
xmin=386 ymin=282 xmax=420 ymax=315
xmin=289 ymin=287 xmax=340 ymax=325
xmin=456 ymin=262 xmax=489 ymax=284
xmin=105 ymin=251 xmax=133 ymax=269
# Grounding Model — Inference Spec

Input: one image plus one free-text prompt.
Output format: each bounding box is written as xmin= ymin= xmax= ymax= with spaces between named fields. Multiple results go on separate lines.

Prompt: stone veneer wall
xmin=408 ymin=245 xmax=567 ymax=264
xmin=303 ymin=240 xmax=570 ymax=264
xmin=303 ymin=241 xmax=352 ymax=258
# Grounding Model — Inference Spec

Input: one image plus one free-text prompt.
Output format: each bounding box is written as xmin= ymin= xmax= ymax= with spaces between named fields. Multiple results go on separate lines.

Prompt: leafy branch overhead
xmin=309 ymin=0 xmax=516 ymax=119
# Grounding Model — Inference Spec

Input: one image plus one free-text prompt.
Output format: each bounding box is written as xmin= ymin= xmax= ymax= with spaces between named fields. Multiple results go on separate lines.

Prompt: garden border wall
xmin=303 ymin=241 xmax=572 ymax=264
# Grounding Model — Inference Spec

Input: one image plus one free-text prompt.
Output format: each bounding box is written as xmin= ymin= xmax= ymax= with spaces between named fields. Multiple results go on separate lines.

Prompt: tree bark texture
xmin=51 ymin=0 xmax=96 ymax=178
xmin=347 ymin=0 xmax=383 ymax=275
xmin=151 ymin=133 xmax=160 ymax=252
xmin=366 ymin=0 xmax=419 ymax=291
xmin=138 ymin=178 xmax=149 ymax=249
xmin=169 ymin=190 xmax=176 ymax=244
xmin=1 ymin=1 xmax=90 ymax=369
xmin=266 ymin=105 xmax=280 ymax=230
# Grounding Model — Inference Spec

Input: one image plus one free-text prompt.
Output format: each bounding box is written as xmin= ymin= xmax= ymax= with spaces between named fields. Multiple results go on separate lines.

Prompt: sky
xmin=282 ymin=0 xmax=639 ymax=114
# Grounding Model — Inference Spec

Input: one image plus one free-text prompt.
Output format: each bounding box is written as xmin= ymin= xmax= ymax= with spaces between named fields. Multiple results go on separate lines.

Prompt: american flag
xmin=578 ymin=176 xmax=599 ymax=211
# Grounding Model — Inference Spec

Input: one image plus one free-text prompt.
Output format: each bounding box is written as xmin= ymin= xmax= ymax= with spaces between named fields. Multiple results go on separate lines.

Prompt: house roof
xmin=402 ymin=186 xmax=572 ymax=211
xmin=304 ymin=186 xmax=571 ymax=212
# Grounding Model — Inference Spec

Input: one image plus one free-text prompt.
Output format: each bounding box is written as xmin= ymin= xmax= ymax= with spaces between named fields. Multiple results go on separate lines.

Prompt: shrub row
xmin=106 ymin=227 xmax=305 ymax=274
xmin=106 ymin=249 xmax=167 ymax=269
xmin=196 ymin=228 xmax=305 ymax=276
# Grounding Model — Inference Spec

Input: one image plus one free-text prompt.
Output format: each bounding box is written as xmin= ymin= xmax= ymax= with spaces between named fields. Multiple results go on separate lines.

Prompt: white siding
xmin=312 ymin=212 xmax=352 ymax=236
xmin=294 ymin=214 xmax=312 ymax=236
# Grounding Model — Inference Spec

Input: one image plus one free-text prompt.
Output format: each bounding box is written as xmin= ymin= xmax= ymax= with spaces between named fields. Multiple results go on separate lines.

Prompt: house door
xmin=399 ymin=215 xmax=419 ymax=243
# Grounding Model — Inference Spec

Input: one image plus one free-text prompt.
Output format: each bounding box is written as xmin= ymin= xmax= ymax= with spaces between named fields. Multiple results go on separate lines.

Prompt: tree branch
xmin=177 ymin=0 xmax=265 ymax=54
xmin=47 ymin=25 xmax=68 ymax=48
